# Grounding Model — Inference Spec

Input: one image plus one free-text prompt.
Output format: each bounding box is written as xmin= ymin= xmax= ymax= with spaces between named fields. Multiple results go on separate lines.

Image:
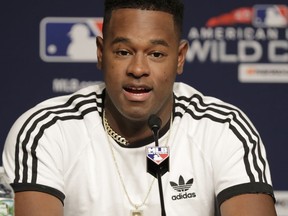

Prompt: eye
xmin=150 ymin=51 xmax=165 ymax=58
xmin=148 ymin=51 xmax=167 ymax=62
xmin=115 ymin=50 xmax=131 ymax=56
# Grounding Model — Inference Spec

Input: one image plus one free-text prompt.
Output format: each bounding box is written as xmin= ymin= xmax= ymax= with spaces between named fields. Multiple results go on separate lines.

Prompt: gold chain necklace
xmin=103 ymin=110 xmax=173 ymax=216
xmin=103 ymin=111 xmax=129 ymax=145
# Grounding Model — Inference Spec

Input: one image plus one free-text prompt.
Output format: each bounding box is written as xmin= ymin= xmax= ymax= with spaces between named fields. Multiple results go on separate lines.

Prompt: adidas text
xmin=171 ymin=192 xmax=196 ymax=200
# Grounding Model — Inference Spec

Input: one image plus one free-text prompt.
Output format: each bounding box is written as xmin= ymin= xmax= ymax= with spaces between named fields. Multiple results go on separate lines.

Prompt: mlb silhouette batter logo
xmin=40 ymin=17 xmax=103 ymax=62
xmin=205 ymin=4 xmax=287 ymax=28
xmin=253 ymin=5 xmax=288 ymax=28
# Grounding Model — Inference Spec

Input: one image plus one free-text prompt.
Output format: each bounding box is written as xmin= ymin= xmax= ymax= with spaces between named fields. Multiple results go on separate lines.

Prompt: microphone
xmin=147 ymin=114 xmax=169 ymax=176
xmin=148 ymin=114 xmax=162 ymax=142
xmin=147 ymin=114 xmax=168 ymax=216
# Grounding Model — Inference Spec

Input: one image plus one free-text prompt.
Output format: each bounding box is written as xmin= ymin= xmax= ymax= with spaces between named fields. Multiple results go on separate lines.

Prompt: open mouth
xmin=124 ymin=86 xmax=151 ymax=94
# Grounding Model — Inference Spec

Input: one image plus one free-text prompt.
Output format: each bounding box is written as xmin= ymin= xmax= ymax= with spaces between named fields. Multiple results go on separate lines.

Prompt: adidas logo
xmin=170 ymin=175 xmax=196 ymax=200
xmin=170 ymin=175 xmax=193 ymax=192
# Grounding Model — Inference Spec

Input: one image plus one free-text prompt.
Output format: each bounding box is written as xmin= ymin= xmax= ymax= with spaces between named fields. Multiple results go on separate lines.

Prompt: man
xmin=3 ymin=0 xmax=277 ymax=215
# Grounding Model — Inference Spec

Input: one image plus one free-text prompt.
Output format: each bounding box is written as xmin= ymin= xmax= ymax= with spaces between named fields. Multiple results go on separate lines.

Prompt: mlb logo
xmin=253 ymin=5 xmax=288 ymax=28
xmin=40 ymin=17 xmax=103 ymax=62
xmin=147 ymin=147 xmax=169 ymax=165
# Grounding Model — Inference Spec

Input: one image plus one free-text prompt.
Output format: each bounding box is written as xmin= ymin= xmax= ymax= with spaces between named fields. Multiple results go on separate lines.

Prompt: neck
xmin=103 ymin=110 xmax=153 ymax=144
xmin=103 ymin=94 xmax=174 ymax=144
xmin=105 ymin=100 xmax=172 ymax=144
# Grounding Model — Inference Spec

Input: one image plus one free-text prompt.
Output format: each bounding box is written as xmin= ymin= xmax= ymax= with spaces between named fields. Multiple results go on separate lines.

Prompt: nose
xmin=127 ymin=53 xmax=150 ymax=78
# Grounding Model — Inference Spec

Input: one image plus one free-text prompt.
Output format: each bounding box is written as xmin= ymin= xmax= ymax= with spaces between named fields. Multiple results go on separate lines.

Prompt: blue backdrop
xmin=1 ymin=0 xmax=287 ymax=214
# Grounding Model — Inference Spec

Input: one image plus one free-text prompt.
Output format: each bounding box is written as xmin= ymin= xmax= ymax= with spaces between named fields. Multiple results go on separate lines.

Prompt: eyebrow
xmin=111 ymin=37 xmax=169 ymax=47
xmin=111 ymin=37 xmax=130 ymax=45
xmin=150 ymin=39 xmax=169 ymax=47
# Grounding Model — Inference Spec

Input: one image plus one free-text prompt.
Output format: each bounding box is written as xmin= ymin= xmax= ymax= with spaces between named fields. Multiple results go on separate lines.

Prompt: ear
xmin=177 ymin=39 xmax=189 ymax=75
xmin=96 ymin=36 xmax=104 ymax=70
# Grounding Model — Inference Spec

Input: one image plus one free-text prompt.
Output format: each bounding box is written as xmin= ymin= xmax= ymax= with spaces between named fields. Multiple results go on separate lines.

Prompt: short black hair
xmin=102 ymin=0 xmax=184 ymax=38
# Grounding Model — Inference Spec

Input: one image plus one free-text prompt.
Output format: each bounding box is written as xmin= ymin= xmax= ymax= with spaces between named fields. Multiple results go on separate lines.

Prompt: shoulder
xmin=26 ymin=82 xmax=104 ymax=115
xmin=6 ymin=83 xmax=106 ymax=140
xmin=36 ymin=82 xmax=105 ymax=109
xmin=173 ymin=82 xmax=236 ymax=108
xmin=173 ymin=82 xmax=244 ymax=118
xmin=173 ymin=82 xmax=258 ymax=141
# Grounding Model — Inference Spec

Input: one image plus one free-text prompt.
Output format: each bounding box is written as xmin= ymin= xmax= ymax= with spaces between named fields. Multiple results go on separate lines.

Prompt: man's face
xmin=97 ymin=8 xmax=187 ymax=121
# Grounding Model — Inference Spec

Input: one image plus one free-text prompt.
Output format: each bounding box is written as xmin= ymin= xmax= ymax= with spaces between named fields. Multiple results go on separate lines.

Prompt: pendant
xmin=131 ymin=209 xmax=143 ymax=216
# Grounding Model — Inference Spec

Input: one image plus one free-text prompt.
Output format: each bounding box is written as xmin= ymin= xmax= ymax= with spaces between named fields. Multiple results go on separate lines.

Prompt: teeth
xmin=126 ymin=87 xmax=149 ymax=93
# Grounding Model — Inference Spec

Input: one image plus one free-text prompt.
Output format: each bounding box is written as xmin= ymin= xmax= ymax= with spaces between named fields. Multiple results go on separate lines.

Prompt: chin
xmin=121 ymin=109 xmax=151 ymax=121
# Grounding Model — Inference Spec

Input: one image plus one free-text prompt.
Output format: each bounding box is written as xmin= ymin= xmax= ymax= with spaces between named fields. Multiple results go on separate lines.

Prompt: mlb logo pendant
xmin=146 ymin=147 xmax=169 ymax=165
xmin=131 ymin=210 xmax=143 ymax=216
xmin=146 ymin=146 xmax=170 ymax=178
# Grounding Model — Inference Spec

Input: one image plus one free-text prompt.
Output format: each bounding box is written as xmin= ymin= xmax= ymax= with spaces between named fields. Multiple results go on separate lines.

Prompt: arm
xmin=220 ymin=193 xmax=277 ymax=216
xmin=15 ymin=191 xmax=63 ymax=216
xmin=3 ymin=107 xmax=66 ymax=216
